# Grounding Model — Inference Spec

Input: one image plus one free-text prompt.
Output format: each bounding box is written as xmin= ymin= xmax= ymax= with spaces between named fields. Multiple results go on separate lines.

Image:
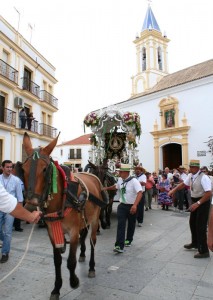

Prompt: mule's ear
xmin=88 ymin=160 xmax=96 ymax=169
xmin=43 ymin=132 xmax=60 ymax=156
xmin=23 ymin=132 xmax=33 ymax=155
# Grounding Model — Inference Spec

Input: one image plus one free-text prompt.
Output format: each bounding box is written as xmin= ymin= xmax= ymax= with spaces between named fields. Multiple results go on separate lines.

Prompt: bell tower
xmin=131 ymin=4 xmax=170 ymax=96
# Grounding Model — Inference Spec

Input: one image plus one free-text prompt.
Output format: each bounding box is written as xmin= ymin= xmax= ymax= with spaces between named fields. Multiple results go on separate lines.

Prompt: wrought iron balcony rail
xmin=22 ymin=77 xmax=40 ymax=97
xmin=0 ymin=59 xmax=18 ymax=84
xmin=39 ymin=123 xmax=57 ymax=138
xmin=40 ymin=90 xmax=58 ymax=108
xmin=0 ymin=108 xmax=16 ymax=126
xmin=68 ymin=155 xmax=82 ymax=159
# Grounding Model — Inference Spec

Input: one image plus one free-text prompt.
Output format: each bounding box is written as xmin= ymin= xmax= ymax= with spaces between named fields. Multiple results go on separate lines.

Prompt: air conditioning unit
xmin=14 ymin=97 xmax=23 ymax=108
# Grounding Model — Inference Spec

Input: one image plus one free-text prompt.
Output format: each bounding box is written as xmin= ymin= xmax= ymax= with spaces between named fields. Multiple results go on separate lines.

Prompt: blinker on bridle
xmin=23 ymin=149 xmax=53 ymax=207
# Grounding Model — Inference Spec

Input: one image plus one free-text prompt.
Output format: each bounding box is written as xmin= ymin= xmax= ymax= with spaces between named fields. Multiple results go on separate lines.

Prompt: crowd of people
xmin=104 ymin=160 xmax=213 ymax=258
xmin=0 ymin=158 xmax=212 ymax=265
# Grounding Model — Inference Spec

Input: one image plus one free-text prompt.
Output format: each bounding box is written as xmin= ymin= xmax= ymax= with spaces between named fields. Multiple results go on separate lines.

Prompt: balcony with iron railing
xmin=21 ymin=77 xmax=40 ymax=97
xmin=0 ymin=108 xmax=16 ymax=127
xmin=39 ymin=123 xmax=57 ymax=138
xmin=68 ymin=154 xmax=82 ymax=159
xmin=0 ymin=59 xmax=18 ymax=84
xmin=20 ymin=119 xmax=39 ymax=133
xmin=40 ymin=90 xmax=58 ymax=109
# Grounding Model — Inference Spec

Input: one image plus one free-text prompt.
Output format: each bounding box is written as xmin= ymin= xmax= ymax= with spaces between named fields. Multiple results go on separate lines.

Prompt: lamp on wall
xmin=159 ymin=111 xmax=163 ymax=116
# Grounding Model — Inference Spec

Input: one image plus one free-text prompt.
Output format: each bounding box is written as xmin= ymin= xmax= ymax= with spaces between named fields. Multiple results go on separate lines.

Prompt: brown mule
xmin=20 ymin=132 xmax=106 ymax=300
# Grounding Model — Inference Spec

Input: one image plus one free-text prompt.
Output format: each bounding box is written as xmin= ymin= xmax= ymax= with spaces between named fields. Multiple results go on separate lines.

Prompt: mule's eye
xmin=43 ymin=168 xmax=47 ymax=173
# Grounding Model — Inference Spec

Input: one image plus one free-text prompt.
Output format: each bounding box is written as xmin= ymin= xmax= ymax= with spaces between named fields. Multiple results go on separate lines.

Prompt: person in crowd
xmin=144 ymin=172 xmax=155 ymax=210
xmin=27 ymin=112 xmax=34 ymax=130
xmin=168 ymin=160 xmax=211 ymax=258
xmin=207 ymin=202 xmax=213 ymax=252
xmin=0 ymin=180 xmax=40 ymax=216
xmin=175 ymin=165 xmax=188 ymax=212
xmin=164 ymin=167 xmax=173 ymax=183
xmin=152 ymin=171 xmax=159 ymax=202
xmin=157 ymin=173 xmax=172 ymax=210
xmin=13 ymin=176 xmax=25 ymax=232
xmin=134 ymin=165 xmax=146 ymax=227
xmin=0 ymin=160 xmax=24 ymax=263
xmin=103 ymin=164 xmax=142 ymax=253
xmin=19 ymin=108 xmax=27 ymax=129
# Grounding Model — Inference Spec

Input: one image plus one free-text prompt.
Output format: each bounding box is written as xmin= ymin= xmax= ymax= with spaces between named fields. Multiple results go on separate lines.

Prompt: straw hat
xmin=119 ymin=164 xmax=131 ymax=172
xmin=189 ymin=159 xmax=200 ymax=167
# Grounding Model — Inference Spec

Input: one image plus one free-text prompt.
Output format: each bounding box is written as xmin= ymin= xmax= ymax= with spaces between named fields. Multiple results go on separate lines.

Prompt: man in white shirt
xmin=103 ymin=164 xmax=142 ymax=253
xmin=164 ymin=167 xmax=173 ymax=183
xmin=0 ymin=182 xmax=41 ymax=221
xmin=169 ymin=160 xmax=211 ymax=258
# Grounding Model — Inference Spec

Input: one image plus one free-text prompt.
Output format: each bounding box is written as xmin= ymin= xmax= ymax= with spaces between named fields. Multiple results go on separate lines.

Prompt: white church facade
xmin=55 ymin=5 xmax=213 ymax=172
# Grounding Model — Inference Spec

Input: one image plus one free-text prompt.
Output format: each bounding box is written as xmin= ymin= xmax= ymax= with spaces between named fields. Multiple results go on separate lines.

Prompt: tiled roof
xmin=130 ymin=59 xmax=213 ymax=100
xmin=57 ymin=134 xmax=91 ymax=146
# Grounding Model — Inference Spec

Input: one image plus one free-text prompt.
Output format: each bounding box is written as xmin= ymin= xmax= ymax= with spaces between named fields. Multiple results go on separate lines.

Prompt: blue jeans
xmin=0 ymin=212 xmax=14 ymax=255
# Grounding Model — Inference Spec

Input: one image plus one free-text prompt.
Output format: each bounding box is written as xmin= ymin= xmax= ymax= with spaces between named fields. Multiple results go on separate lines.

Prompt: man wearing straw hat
xmin=103 ymin=163 xmax=142 ymax=253
xmin=169 ymin=159 xmax=212 ymax=258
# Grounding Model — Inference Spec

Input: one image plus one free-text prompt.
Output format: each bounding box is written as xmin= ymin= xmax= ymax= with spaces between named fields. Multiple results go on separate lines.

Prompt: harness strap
xmin=88 ymin=192 xmax=107 ymax=208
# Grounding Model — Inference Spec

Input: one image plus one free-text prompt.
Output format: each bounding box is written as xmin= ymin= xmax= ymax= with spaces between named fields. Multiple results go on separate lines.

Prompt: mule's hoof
xmin=78 ymin=256 xmax=85 ymax=262
xmin=50 ymin=294 xmax=59 ymax=300
xmin=88 ymin=270 xmax=96 ymax=278
xmin=106 ymin=225 xmax=110 ymax=229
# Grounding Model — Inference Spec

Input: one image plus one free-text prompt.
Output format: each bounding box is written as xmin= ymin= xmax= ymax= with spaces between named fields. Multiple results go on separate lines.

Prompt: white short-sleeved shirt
xmin=184 ymin=171 xmax=212 ymax=192
xmin=116 ymin=177 xmax=142 ymax=204
xmin=136 ymin=173 xmax=146 ymax=192
xmin=0 ymin=182 xmax=17 ymax=213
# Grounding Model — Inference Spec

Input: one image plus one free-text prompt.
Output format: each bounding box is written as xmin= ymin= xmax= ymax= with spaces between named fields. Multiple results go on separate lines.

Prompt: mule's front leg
xmin=50 ymin=248 xmax=62 ymax=300
xmin=67 ymin=236 xmax=79 ymax=289
xmin=79 ymin=227 xmax=89 ymax=262
xmin=88 ymin=225 xmax=97 ymax=278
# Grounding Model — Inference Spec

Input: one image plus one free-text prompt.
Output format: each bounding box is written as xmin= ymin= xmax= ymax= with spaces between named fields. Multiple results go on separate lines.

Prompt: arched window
xmin=157 ymin=47 xmax=162 ymax=70
xmin=142 ymin=47 xmax=146 ymax=71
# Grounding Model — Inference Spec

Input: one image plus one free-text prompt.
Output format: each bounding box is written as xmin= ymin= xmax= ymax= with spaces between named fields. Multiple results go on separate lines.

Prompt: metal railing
xmin=39 ymin=123 xmax=57 ymax=138
xmin=40 ymin=90 xmax=58 ymax=108
xmin=22 ymin=77 xmax=40 ymax=97
xmin=0 ymin=59 xmax=18 ymax=84
xmin=0 ymin=108 xmax=16 ymax=126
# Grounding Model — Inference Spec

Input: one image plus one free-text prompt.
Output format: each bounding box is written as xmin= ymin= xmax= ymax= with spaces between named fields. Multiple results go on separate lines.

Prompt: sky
xmin=1 ymin=0 xmax=213 ymax=142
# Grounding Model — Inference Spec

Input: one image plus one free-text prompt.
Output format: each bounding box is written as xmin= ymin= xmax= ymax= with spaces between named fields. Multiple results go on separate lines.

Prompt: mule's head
xmin=88 ymin=160 xmax=108 ymax=185
xmin=22 ymin=132 xmax=60 ymax=209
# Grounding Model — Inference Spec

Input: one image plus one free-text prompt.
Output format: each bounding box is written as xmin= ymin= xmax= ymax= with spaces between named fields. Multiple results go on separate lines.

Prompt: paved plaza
xmin=0 ymin=202 xmax=213 ymax=300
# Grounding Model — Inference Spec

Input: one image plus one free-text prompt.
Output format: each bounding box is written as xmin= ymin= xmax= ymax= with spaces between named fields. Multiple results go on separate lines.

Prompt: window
xmin=0 ymin=95 xmax=5 ymax=122
xmin=60 ymin=149 xmax=63 ymax=156
xmin=23 ymin=68 xmax=31 ymax=90
xmin=76 ymin=149 xmax=82 ymax=159
xmin=157 ymin=47 xmax=162 ymax=70
xmin=69 ymin=149 xmax=74 ymax=159
xmin=142 ymin=47 xmax=146 ymax=71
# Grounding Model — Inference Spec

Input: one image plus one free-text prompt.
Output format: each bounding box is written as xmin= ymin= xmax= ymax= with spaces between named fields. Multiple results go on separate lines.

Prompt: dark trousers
xmin=175 ymin=188 xmax=185 ymax=210
xmin=115 ymin=203 xmax=137 ymax=249
xmin=137 ymin=193 xmax=145 ymax=223
xmin=190 ymin=197 xmax=210 ymax=254
xmin=13 ymin=218 xmax=21 ymax=229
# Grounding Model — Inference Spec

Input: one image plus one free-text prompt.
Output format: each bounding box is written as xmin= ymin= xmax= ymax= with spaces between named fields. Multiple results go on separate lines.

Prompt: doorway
xmin=162 ymin=143 xmax=182 ymax=170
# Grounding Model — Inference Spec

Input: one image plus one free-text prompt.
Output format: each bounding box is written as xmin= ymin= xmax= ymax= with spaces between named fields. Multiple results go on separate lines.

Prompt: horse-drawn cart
xmin=84 ymin=105 xmax=142 ymax=172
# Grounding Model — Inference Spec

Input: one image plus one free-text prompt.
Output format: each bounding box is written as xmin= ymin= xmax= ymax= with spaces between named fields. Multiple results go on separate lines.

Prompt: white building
xmin=53 ymin=4 xmax=213 ymax=173
xmin=85 ymin=5 xmax=213 ymax=172
xmin=0 ymin=16 xmax=58 ymax=162
xmin=53 ymin=134 xmax=91 ymax=170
